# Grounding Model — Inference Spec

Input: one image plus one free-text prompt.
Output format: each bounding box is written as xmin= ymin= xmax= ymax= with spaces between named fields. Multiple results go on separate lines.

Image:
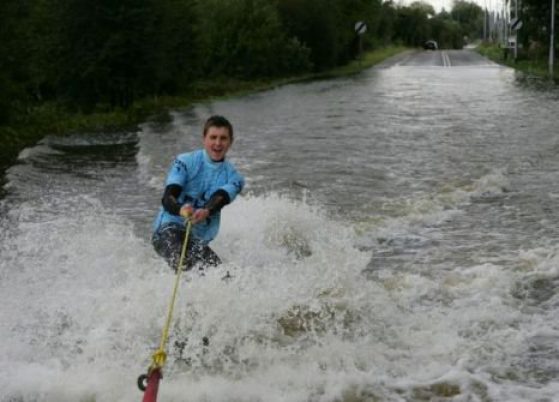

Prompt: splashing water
xmin=2 ymin=58 xmax=559 ymax=401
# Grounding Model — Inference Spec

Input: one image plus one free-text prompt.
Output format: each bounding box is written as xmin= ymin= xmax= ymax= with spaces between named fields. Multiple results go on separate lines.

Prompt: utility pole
xmin=551 ymin=0 xmax=556 ymax=78
xmin=484 ymin=7 xmax=487 ymax=42
xmin=504 ymin=0 xmax=509 ymax=50
xmin=483 ymin=0 xmax=489 ymax=42
xmin=514 ymin=0 xmax=519 ymax=60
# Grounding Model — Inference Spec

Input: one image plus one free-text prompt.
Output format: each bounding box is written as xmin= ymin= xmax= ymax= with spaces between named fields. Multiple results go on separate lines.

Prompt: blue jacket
xmin=152 ymin=149 xmax=245 ymax=243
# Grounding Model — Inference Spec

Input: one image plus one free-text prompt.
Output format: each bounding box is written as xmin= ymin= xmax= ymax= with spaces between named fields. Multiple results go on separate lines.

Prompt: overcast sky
xmin=421 ymin=0 xmax=453 ymax=12
xmin=399 ymin=0 xmax=504 ymax=12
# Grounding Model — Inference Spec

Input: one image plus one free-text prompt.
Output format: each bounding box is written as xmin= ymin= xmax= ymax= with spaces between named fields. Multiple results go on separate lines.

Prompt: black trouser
xmin=152 ymin=224 xmax=221 ymax=271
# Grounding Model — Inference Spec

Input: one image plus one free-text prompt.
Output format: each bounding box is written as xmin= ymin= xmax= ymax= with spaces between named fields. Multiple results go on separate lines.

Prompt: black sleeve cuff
xmin=161 ymin=184 xmax=183 ymax=215
xmin=205 ymin=189 xmax=231 ymax=215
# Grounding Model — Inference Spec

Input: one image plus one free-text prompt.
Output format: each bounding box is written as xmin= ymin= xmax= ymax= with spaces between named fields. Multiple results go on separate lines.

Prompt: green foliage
xmin=521 ymin=0 xmax=555 ymax=49
xmin=28 ymin=0 xmax=202 ymax=110
xmin=151 ymin=0 xmax=200 ymax=94
xmin=277 ymin=0 xmax=383 ymax=71
xmin=409 ymin=1 xmax=435 ymax=18
xmin=0 ymin=0 xmax=34 ymax=124
xmin=450 ymin=0 xmax=483 ymax=42
xmin=431 ymin=15 xmax=464 ymax=49
xmin=196 ymin=0 xmax=311 ymax=78
xmin=340 ymin=0 xmax=384 ymax=61
xmin=44 ymin=0 xmax=164 ymax=109
xmin=478 ymin=42 xmax=559 ymax=81
xmin=395 ymin=3 xmax=433 ymax=47
xmin=376 ymin=1 xmax=398 ymax=46
xmin=277 ymin=0 xmax=338 ymax=70
xmin=390 ymin=0 xmax=481 ymax=49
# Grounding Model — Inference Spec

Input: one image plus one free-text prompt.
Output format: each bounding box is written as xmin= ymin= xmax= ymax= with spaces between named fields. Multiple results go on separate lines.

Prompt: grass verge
xmin=476 ymin=42 xmax=559 ymax=81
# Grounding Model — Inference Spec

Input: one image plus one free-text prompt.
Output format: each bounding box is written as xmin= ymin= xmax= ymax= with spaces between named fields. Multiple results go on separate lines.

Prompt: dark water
xmin=2 ymin=51 xmax=559 ymax=401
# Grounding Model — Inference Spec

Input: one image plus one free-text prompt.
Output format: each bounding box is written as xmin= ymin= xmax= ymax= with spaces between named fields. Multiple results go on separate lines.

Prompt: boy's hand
xmin=179 ymin=204 xmax=194 ymax=218
xmin=179 ymin=204 xmax=209 ymax=224
xmin=191 ymin=208 xmax=210 ymax=224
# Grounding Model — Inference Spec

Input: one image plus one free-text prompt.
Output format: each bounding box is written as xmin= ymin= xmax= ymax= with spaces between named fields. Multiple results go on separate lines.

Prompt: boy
xmin=152 ymin=115 xmax=245 ymax=270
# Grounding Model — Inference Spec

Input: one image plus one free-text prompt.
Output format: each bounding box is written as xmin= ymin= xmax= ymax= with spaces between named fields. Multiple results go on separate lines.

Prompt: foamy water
xmin=2 ymin=53 xmax=559 ymax=401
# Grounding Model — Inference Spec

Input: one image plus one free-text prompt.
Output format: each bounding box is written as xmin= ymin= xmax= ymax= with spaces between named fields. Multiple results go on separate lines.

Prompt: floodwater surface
xmin=1 ymin=50 xmax=559 ymax=401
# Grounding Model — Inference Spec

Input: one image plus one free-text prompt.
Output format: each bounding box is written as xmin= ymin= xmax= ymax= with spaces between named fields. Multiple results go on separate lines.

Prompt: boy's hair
xmin=203 ymin=115 xmax=234 ymax=141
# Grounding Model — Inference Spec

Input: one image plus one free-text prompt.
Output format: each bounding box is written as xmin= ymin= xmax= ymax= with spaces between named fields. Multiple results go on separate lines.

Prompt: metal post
xmin=484 ymin=0 xmax=488 ymax=42
xmin=504 ymin=0 xmax=509 ymax=49
xmin=551 ymin=0 xmax=556 ymax=78
xmin=484 ymin=7 xmax=487 ymax=41
xmin=514 ymin=0 xmax=518 ymax=59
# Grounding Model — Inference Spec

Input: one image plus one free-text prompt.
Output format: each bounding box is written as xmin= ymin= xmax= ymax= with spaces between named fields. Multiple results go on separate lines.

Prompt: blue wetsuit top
xmin=152 ymin=149 xmax=245 ymax=244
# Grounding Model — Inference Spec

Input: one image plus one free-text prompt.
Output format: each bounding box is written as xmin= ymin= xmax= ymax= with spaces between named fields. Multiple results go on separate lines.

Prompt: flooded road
xmin=2 ymin=50 xmax=559 ymax=401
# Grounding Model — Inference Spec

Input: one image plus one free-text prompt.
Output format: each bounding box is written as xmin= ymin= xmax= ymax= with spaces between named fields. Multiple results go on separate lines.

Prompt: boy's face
xmin=203 ymin=126 xmax=232 ymax=161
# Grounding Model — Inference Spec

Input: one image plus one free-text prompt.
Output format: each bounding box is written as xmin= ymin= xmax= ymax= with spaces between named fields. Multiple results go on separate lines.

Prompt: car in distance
xmin=423 ymin=40 xmax=438 ymax=50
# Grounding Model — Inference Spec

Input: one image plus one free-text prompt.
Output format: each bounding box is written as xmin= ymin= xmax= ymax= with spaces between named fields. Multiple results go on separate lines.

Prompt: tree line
xmin=515 ymin=0 xmax=557 ymax=60
xmin=0 ymin=0 xmax=485 ymax=127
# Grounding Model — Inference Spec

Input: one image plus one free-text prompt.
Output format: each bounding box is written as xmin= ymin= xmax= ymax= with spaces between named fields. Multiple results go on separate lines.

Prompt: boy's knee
xmin=186 ymin=241 xmax=221 ymax=269
xmin=152 ymin=227 xmax=185 ymax=270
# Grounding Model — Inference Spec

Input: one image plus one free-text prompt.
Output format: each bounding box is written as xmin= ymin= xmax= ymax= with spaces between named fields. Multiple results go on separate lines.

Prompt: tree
xmin=0 ymin=0 xmax=33 ymax=124
xmin=377 ymin=1 xmax=398 ymax=46
xmin=197 ymin=0 xmax=311 ymax=78
xmin=450 ymin=0 xmax=483 ymax=42
xmin=410 ymin=1 xmax=436 ymax=18
xmin=152 ymin=0 xmax=200 ymax=94
xmin=521 ymin=0 xmax=552 ymax=49
xmin=277 ymin=0 xmax=384 ymax=69
xmin=38 ymin=0 xmax=166 ymax=110
xmin=277 ymin=0 xmax=342 ymax=70
xmin=431 ymin=13 xmax=464 ymax=49
xmin=395 ymin=3 xmax=433 ymax=47
xmin=340 ymin=0 xmax=384 ymax=59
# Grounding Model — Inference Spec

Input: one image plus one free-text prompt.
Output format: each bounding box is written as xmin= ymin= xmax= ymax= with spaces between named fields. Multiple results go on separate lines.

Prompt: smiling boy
xmin=152 ymin=115 xmax=245 ymax=270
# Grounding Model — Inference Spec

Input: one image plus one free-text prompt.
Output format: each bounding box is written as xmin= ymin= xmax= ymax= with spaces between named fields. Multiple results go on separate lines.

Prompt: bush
xmin=196 ymin=0 xmax=311 ymax=78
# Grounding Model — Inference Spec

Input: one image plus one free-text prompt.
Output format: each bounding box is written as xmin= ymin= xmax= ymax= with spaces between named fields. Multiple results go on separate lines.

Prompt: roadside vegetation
xmin=476 ymin=0 xmax=558 ymax=81
xmin=477 ymin=43 xmax=559 ymax=81
xmin=0 ymin=0 xmax=501 ymax=175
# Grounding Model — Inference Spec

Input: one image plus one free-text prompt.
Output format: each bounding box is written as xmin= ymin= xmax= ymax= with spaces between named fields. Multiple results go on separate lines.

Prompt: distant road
xmin=377 ymin=48 xmax=498 ymax=68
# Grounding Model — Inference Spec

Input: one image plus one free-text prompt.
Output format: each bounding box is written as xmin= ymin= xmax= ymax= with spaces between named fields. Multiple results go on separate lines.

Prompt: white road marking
xmin=441 ymin=51 xmax=452 ymax=67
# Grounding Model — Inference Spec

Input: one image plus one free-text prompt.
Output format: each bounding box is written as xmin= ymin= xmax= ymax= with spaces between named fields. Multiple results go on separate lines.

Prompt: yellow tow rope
xmin=149 ymin=219 xmax=192 ymax=372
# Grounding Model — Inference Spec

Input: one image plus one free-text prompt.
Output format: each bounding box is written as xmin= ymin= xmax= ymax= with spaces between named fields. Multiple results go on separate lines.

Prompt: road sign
xmin=354 ymin=21 xmax=367 ymax=35
xmin=511 ymin=18 xmax=523 ymax=30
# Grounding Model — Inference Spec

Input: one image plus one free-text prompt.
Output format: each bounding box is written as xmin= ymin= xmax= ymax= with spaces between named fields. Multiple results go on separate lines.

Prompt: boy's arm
xmin=161 ymin=184 xmax=182 ymax=215
xmin=161 ymin=154 xmax=193 ymax=216
xmin=196 ymin=170 xmax=244 ymax=220
xmin=204 ymin=189 xmax=230 ymax=215
xmin=190 ymin=189 xmax=230 ymax=224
